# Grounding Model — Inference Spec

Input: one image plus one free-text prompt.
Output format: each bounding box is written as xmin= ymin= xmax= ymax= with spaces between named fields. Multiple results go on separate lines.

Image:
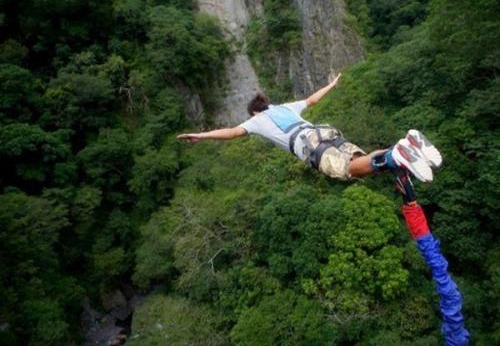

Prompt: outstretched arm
xmin=177 ymin=126 xmax=247 ymax=143
xmin=305 ymin=73 xmax=342 ymax=107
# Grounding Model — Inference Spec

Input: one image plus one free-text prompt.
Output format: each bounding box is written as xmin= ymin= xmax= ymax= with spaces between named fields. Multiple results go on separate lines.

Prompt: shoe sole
xmin=407 ymin=130 xmax=442 ymax=168
xmin=392 ymin=139 xmax=433 ymax=183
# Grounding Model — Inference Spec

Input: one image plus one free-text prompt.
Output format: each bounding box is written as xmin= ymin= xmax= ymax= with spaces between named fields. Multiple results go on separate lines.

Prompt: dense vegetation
xmin=0 ymin=0 xmax=228 ymax=344
xmin=0 ymin=0 xmax=499 ymax=345
xmin=346 ymin=0 xmax=430 ymax=51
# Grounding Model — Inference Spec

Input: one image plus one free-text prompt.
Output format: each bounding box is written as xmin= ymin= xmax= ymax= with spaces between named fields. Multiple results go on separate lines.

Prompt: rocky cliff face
xmin=291 ymin=0 xmax=364 ymax=96
xmin=198 ymin=0 xmax=263 ymax=126
xmin=197 ymin=0 xmax=363 ymax=126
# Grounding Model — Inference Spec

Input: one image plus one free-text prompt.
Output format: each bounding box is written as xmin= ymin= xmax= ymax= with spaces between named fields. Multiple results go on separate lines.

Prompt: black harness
xmin=288 ymin=125 xmax=347 ymax=170
xmin=289 ymin=124 xmax=314 ymax=154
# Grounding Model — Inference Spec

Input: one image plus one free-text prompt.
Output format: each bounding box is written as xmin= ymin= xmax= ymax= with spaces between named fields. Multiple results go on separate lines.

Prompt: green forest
xmin=0 ymin=0 xmax=498 ymax=345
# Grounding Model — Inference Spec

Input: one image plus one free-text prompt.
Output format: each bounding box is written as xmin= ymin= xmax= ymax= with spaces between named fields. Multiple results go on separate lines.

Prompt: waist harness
xmin=289 ymin=125 xmax=347 ymax=170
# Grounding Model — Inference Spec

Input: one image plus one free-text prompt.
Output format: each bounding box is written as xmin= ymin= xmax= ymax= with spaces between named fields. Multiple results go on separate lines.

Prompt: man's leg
xmin=322 ymin=132 xmax=438 ymax=181
xmin=348 ymin=150 xmax=386 ymax=178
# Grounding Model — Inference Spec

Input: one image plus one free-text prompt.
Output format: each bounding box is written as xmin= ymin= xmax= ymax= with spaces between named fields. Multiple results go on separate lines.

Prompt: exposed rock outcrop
xmin=81 ymin=288 xmax=143 ymax=346
xmin=198 ymin=0 xmax=262 ymax=126
xmin=291 ymin=0 xmax=364 ymax=97
xmin=196 ymin=0 xmax=363 ymax=126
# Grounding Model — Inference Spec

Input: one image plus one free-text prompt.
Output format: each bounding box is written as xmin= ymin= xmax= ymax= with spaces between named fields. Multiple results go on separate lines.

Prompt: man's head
xmin=247 ymin=93 xmax=270 ymax=116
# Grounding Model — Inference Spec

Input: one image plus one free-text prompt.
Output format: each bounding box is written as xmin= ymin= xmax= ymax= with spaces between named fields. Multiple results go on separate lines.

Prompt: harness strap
xmin=300 ymin=133 xmax=315 ymax=152
xmin=289 ymin=124 xmax=314 ymax=155
xmin=309 ymin=137 xmax=346 ymax=169
xmin=316 ymin=127 xmax=322 ymax=142
xmin=289 ymin=125 xmax=347 ymax=169
xmin=331 ymin=136 xmax=347 ymax=148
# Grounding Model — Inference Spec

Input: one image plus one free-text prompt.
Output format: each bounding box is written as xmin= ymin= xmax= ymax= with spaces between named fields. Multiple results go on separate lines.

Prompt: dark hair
xmin=247 ymin=93 xmax=270 ymax=116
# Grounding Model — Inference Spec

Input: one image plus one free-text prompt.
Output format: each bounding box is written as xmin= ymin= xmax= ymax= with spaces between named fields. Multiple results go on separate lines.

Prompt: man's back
xmin=239 ymin=100 xmax=311 ymax=159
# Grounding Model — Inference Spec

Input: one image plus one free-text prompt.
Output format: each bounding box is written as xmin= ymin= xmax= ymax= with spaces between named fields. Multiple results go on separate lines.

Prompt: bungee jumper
xmin=177 ymin=73 xmax=442 ymax=184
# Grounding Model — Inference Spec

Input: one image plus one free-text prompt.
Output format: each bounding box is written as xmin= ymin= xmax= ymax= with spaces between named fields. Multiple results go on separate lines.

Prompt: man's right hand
xmin=177 ymin=133 xmax=203 ymax=143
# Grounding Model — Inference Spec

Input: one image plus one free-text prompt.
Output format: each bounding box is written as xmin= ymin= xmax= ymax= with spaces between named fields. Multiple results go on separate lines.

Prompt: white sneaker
xmin=406 ymin=129 xmax=442 ymax=168
xmin=392 ymin=138 xmax=434 ymax=183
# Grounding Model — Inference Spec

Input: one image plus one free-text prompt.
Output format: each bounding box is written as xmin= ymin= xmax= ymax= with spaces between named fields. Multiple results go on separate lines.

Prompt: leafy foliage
xmin=146 ymin=6 xmax=228 ymax=88
xmin=317 ymin=186 xmax=407 ymax=302
xmin=0 ymin=123 xmax=71 ymax=185
xmin=0 ymin=0 xmax=229 ymax=343
xmin=231 ymin=290 xmax=335 ymax=346
xmin=128 ymin=294 xmax=228 ymax=346
xmin=0 ymin=192 xmax=82 ymax=345
xmin=43 ymin=69 xmax=116 ymax=132
xmin=77 ymin=128 xmax=133 ymax=193
xmin=252 ymin=186 xmax=340 ymax=281
xmin=0 ymin=64 xmax=42 ymax=123
xmin=347 ymin=0 xmax=429 ymax=50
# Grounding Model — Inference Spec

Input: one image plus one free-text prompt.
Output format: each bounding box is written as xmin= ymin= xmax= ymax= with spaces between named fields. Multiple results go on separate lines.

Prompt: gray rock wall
xmin=198 ymin=0 xmax=262 ymax=126
xmin=196 ymin=0 xmax=363 ymax=126
xmin=291 ymin=0 xmax=364 ymax=97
